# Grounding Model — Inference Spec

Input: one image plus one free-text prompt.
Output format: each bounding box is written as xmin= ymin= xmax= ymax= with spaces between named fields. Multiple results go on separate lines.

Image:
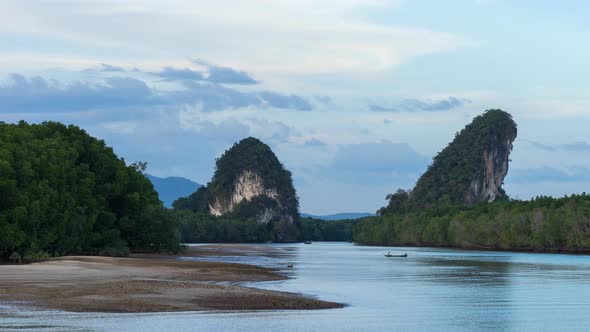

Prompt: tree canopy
xmin=0 ymin=121 xmax=180 ymax=260
xmin=174 ymin=137 xmax=300 ymax=242
xmin=380 ymin=109 xmax=517 ymax=214
xmin=356 ymin=194 xmax=590 ymax=253
xmin=358 ymin=110 xmax=590 ymax=252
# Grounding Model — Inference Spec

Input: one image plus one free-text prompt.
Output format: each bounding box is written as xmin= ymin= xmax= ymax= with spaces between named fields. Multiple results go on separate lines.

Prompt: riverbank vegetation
xmin=0 ymin=121 xmax=181 ymax=261
xmin=355 ymin=194 xmax=590 ymax=252
xmin=175 ymin=210 xmax=273 ymax=243
xmin=173 ymin=137 xmax=300 ymax=242
xmin=355 ymin=110 xmax=590 ymax=252
xmin=175 ymin=212 xmax=357 ymax=243
xmin=300 ymin=218 xmax=355 ymax=241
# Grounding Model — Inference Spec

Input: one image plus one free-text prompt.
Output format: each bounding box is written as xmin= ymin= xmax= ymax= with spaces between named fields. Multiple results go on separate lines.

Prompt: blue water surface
xmin=2 ymin=242 xmax=590 ymax=331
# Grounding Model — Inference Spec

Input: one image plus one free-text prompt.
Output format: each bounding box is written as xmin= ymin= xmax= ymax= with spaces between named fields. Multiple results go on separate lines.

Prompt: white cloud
xmin=102 ymin=121 xmax=137 ymax=134
xmin=0 ymin=0 xmax=465 ymax=75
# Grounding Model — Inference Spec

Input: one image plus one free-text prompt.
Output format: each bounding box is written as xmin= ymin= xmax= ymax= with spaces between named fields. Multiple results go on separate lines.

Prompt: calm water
xmin=2 ymin=242 xmax=590 ymax=331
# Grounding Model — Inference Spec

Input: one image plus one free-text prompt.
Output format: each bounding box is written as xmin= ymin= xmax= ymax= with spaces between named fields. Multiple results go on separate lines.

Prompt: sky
xmin=2 ymin=0 xmax=590 ymax=214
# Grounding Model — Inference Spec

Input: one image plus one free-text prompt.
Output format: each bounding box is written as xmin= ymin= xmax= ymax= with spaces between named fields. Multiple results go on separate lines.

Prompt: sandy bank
xmin=0 ymin=246 xmax=342 ymax=313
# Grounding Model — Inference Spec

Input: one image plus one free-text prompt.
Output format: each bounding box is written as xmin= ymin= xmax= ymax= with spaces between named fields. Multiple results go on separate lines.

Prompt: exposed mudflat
xmin=0 ymin=246 xmax=342 ymax=313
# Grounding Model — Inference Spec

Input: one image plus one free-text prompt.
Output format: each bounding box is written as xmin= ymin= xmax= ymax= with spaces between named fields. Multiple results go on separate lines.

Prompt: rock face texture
xmin=416 ymin=109 xmax=517 ymax=207
xmin=175 ymin=137 xmax=299 ymax=241
xmin=381 ymin=109 xmax=517 ymax=213
xmin=465 ymin=137 xmax=515 ymax=204
xmin=209 ymin=170 xmax=279 ymax=217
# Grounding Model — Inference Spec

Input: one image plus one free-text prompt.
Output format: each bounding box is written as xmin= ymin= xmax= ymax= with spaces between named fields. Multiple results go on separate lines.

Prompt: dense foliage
xmin=380 ymin=109 xmax=517 ymax=214
xmin=173 ymin=186 xmax=212 ymax=212
xmin=356 ymin=195 xmax=590 ymax=252
xmin=212 ymin=137 xmax=299 ymax=216
xmin=174 ymin=137 xmax=300 ymax=242
xmin=175 ymin=210 xmax=273 ymax=243
xmin=361 ymin=109 xmax=590 ymax=252
xmin=175 ymin=212 xmax=355 ymax=243
xmin=0 ymin=121 xmax=180 ymax=260
xmin=300 ymin=218 xmax=356 ymax=241
xmin=175 ymin=137 xmax=298 ymax=216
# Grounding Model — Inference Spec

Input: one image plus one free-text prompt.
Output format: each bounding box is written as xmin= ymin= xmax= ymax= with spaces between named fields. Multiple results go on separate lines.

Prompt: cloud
xmin=333 ymin=142 xmax=427 ymax=172
xmin=304 ymin=138 xmax=327 ymax=147
xmin=193 ymin=59 xmax=258 ymax=85
xmin=562 ymin=142 xmax=590 ymax=151
xmin=522 ymin=139 xmax=554 ymax=151
xmin=0 ymin=1 xmax=464 ymax=75
xmin=370 ymin=96 xmax=469 ymax=112
xmin=258 ymin=91 xmax=313 ymax=111
xmin=245 ymin=118 xmax=300 ymax=144
xmin=313 ymin=95 xmax=333 ymax=104
xmin=148 ymin=61 xmax=257 ymax=85
xmin=179 ymin=108 xmax=298 ymax=145
xmin=101 ymin=121 xmax=138 ymax=135
xmin=84 ymin=111 xmax=304 ymax=183
xmin=89 ymin=115 xmax=245 ymax=183
xmin=81 ymin=63 xmax=126 ymax=73
xmin=174 ymin=81 xmax=313 ymax=111
xmin=100 ymin=63 xmax=125 ymax=72
xmin=315 ymin=141 xmax=428 ymax=184
xmin=0 ymin=73 xmax=313 ymax=113
xmin=507 ymin=166 xmax=590 ymax=184
xmin=186 ymin=119 xmax=251 ymax=141
xmin=0 ymin=74 xmax=155 ymax=112
xmin=369 ymin=104 xmax=394 ymax=112
xmin=523 ymin=139 xmax=590 ymax=152
xmin=150 ymin=67 xmax=204 ymax=81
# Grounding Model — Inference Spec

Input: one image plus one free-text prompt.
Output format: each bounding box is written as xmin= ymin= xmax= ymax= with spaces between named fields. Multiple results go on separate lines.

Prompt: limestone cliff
xmin=209 ymin=170 xmax=280 ymax=218
xmin=174 ymin=137 xmax=299 ymax=241
xmin=465 ymin=135 xmax=514 ymax=204
xmin=381 ymin=109 xmax=517 ymax=214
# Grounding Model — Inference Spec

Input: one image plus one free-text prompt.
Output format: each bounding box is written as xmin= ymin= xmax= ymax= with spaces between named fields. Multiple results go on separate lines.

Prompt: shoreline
xmin=353 ymin=241 xmax=590 ymax=255
xmin=0 ymin=245 xmax=343 ymax=313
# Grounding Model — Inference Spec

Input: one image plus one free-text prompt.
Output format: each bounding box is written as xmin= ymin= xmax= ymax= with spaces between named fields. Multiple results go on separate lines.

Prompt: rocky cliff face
xmin=465 ymin=135 xmax=515 ymax=204
xmin=381 ymin=109 xmax=517 ymax=213
xmin=174 ymin=137 xmax=299 ymax=241
xmin=209 ymin=170 xmax=280 ymax=218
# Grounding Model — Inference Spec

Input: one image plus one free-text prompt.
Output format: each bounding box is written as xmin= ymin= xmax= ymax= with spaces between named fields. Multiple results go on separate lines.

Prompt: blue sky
xmin=2 ymin=0 xmax=590 ymax=214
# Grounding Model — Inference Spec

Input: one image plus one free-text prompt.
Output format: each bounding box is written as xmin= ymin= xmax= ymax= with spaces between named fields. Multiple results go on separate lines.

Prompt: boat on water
xmin=304 ymin=240 xmax=312 ymax=244
xmin=384 ymin=252 xmax=407 ymax=258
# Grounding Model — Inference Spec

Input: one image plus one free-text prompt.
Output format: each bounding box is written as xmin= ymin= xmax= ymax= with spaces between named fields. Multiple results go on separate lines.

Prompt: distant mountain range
xmin=301 ymin=212 xmax=374 ymax=221
xmin=147 ymin=175 xmax=201 ymax=207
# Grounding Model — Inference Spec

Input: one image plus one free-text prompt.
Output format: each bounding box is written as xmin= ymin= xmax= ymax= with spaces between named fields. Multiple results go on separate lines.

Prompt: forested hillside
xmin=379 ymin=109 xmax=517 ymax=214
xmin=174 ymin=137 xmax=300 ymax=242
xmin=0 ymin=121 xmax=180 ymax=260
xmin=355 ymin=194 xmax=590 ymax=252
xmin=356 ymin=110 xmax=590 ymax=252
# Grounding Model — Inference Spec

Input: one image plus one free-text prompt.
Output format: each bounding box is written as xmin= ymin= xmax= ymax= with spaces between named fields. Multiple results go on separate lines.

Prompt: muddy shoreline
xmin=0 ymin=245 xmax=343 ymax=313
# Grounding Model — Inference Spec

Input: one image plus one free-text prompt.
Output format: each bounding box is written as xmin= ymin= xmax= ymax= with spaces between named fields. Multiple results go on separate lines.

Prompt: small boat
xmin=304 ymin=240 xmax=312 ymax=244
xmin=384 ymin=253 xmax=407 ymax=258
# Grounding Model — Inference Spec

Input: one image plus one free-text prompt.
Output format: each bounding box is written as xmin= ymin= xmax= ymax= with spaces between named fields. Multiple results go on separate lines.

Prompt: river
xmin=2 ymin=242 xmax=590 ymax=331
